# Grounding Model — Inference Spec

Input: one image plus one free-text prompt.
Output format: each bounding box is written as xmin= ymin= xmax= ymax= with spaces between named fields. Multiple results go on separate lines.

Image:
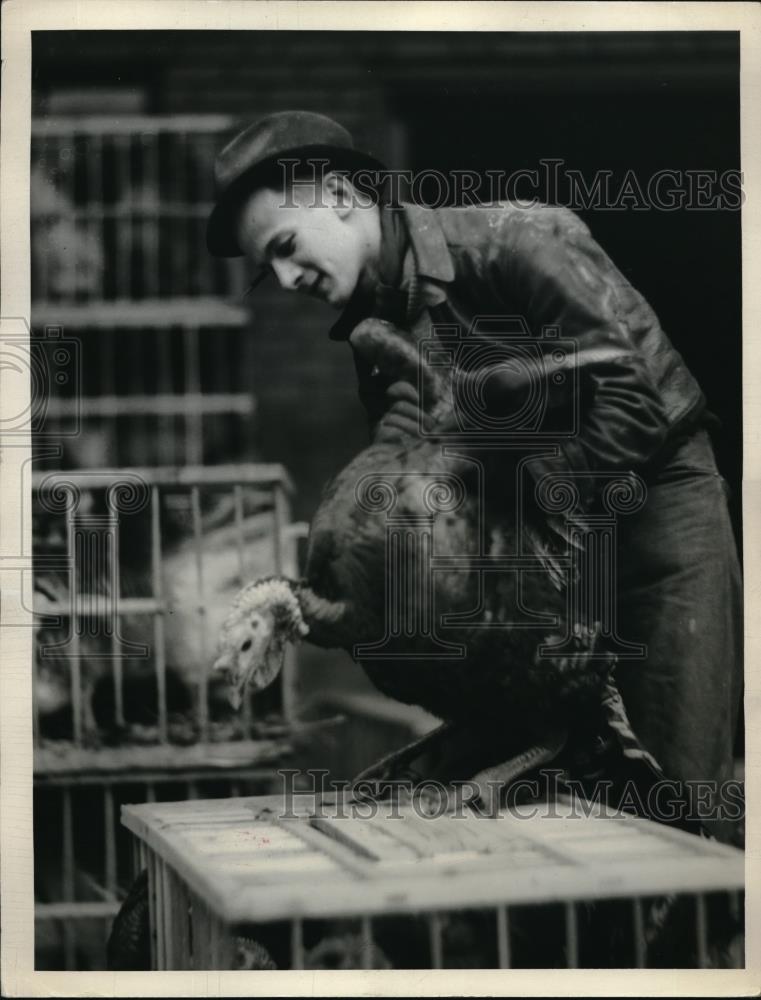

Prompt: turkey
xmin=31 ymin=162 xmax=104 ymax=299
xmin=33 ymin=488 xmax=281 ymax=745
xmin=212 ymin=317 xmax=663 ymax=808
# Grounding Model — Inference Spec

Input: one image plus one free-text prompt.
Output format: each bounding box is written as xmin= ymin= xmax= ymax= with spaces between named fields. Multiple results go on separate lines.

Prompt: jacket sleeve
xmin=488 ymin=209 xmax=671 ymax=507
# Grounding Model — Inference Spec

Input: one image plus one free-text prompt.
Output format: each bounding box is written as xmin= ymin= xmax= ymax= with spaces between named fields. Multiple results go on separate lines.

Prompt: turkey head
xmin=211 ymin=578 xmax=310 ymax=708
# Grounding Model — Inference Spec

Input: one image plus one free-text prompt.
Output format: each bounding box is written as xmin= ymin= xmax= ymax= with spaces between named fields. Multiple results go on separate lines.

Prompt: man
xmin=207 ymin=111 xmax=742 ymax=841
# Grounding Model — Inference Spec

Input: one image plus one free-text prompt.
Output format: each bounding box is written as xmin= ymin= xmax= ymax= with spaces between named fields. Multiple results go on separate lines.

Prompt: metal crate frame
xmin=122 ymin=792 xmax=746 ymax=971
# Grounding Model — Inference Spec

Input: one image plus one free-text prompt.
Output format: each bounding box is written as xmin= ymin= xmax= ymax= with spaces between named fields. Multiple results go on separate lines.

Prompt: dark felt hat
xmin=206 ymin=110 xmax=385 ymax=258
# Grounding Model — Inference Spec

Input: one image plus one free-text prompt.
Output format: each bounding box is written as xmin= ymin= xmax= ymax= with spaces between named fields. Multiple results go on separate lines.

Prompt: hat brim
xmin=206 ymin=144 xmax=387 ymax=258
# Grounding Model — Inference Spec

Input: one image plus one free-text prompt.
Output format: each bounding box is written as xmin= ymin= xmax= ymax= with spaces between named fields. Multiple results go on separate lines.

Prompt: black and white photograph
xmin=1 ymin=1 xmax=759 ymax=994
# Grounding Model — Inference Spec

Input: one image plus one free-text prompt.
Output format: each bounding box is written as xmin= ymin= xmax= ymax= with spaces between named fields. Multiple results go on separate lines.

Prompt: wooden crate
xmin=122 ymin=791 xmax=745 ymax=970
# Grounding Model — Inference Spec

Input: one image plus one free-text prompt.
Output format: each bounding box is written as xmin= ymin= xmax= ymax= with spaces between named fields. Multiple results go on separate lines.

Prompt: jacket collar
xmin=329 ymin=203 xmax=454 ymax=341
xmin=403 ymin=203 xmax=455 ymax=285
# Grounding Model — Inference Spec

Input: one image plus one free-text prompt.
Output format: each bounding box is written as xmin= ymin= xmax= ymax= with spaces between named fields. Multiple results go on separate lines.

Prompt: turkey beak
xmin=212 ymin=652 xmax=244 ymax=710
xmin=212 ymin=651 xmax=234 ymax=683
xmin=212 ymin=654 xmax=244 ymax=710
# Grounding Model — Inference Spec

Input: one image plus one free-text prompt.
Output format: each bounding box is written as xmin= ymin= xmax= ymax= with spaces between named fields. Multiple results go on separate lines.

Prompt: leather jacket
xmin=330 ymin=202 xmax=707 ymax=508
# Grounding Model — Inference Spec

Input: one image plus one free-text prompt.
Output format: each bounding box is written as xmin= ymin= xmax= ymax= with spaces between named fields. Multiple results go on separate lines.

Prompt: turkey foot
xmin=470 ymin=727 xmax=569 ymax=814
xmin=350 ymin=721 xmax=455 ymax=790
xmin=350 ymin=720 xmax=570 ymax=816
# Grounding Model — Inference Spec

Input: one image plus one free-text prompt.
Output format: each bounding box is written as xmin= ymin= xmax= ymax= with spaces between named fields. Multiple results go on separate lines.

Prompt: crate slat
xmin=121 ymin=794 xmax=745 ymax=926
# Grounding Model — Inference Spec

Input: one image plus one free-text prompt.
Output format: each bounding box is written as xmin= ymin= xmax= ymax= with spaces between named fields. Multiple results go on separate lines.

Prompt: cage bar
xmin=428 ymin=912 xmax=444 ymax=969
xmin=114 ymin=134 xmax=132 ymax=301
xmin=108 ymin=514 xmax=125 ymax=729
xmin=183 ymin=328 xmax=203 ymax=465
xmin=156 ymin=332 xmax=177 ymax=465
xmin=496 ymin=904 xmax=511 ymax=969
xmin=61 ymin=786 xmax=77 ymax=969
xmin=32 ymin=637 xmax=41 ymax=744
xmin=357 ymin=915 xmax=372 ymax=969
xmin=147 ymin=851 xmax=158 ymax=970
xmin=141 ymin=131 xmax=160 ymax=299
xmin=150 ymin=486 xmax=168 ymax=742
xmin=290 ymin=918 xmax=304 ymax=970
xmin=564 ymin=901 xmax=579 ymax=968
xmin=161 ymin=859 xmax=174 ymax=969
xmin=171 ymin=132 xmax=188 ymax=296
xmin=695 ymin=893 xmax=709 ymax=969
xmin=85 ymin=131 xmax=105 ymax=302
xmin=103 ymin=785 xmax=117 ymax=896
xmin=233 ymin=483 xmax=253 ymax=734
xmin=190 ymin=485 xmax=209 ymax=740
xmin=61 ymin=787 xmax=75 ymax=902
xmin=127 ymin=329 xmax=146 ymax=466
xmin=66 ymin=513 xmax=83 ymax=745
xmin=632 ymin=896 xmax=647 ymax=968
xmin=33 ymin=136 xmax=51 ymax=302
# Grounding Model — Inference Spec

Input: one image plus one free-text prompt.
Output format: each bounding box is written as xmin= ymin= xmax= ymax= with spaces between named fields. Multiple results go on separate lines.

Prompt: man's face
xmin=235 ymin=179 xmax=367 ymax=310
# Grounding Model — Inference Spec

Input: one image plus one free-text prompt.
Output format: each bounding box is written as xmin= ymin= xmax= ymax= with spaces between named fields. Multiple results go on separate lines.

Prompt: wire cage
xmin=31 ymin=114 xmax=253 ymax=470
xmin=32 ymin=464 xmax=308 ymax=969
xmin=32 ymin=303 xmax=257 ymax=470
xmin=122 ymin=792 xmax=745 ymax=971
xmin=31 ymin=115 xmax=246 ymax=305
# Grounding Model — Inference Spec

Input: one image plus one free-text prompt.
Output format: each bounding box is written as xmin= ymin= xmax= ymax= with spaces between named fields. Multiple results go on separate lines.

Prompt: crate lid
xmin=122 ymin=792 xmax=744 ymax=925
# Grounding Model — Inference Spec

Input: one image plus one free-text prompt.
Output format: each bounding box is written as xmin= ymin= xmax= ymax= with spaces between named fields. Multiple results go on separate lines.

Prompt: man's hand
xmin=374 ymin=381 xmax=435 ymax=444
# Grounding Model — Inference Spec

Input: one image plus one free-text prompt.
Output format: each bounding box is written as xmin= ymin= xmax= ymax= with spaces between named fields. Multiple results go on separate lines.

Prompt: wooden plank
xmin=31 ymin=114 xmax=234 ymax=135
xmin=31 ymin=298 xmax=248 ymax=329
xmin=309 ymin=815 xmax=419 ymax=862
xmin=34 ymin=738 xmax=291 ymax=776
xmin=32 ymin=463 xmax=293 ymax=493
xmin=42 ymin=394 xmax=255 ymax=419
xmin=182 ymin=823 xmax=307 ymax=855
xmin=36 ymin=901 xmax=120 ymax=920
xmin=311 ymin=809 xmax=558 ymax=870
xmin=35 ymin=765 xmax=281 ymax=787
